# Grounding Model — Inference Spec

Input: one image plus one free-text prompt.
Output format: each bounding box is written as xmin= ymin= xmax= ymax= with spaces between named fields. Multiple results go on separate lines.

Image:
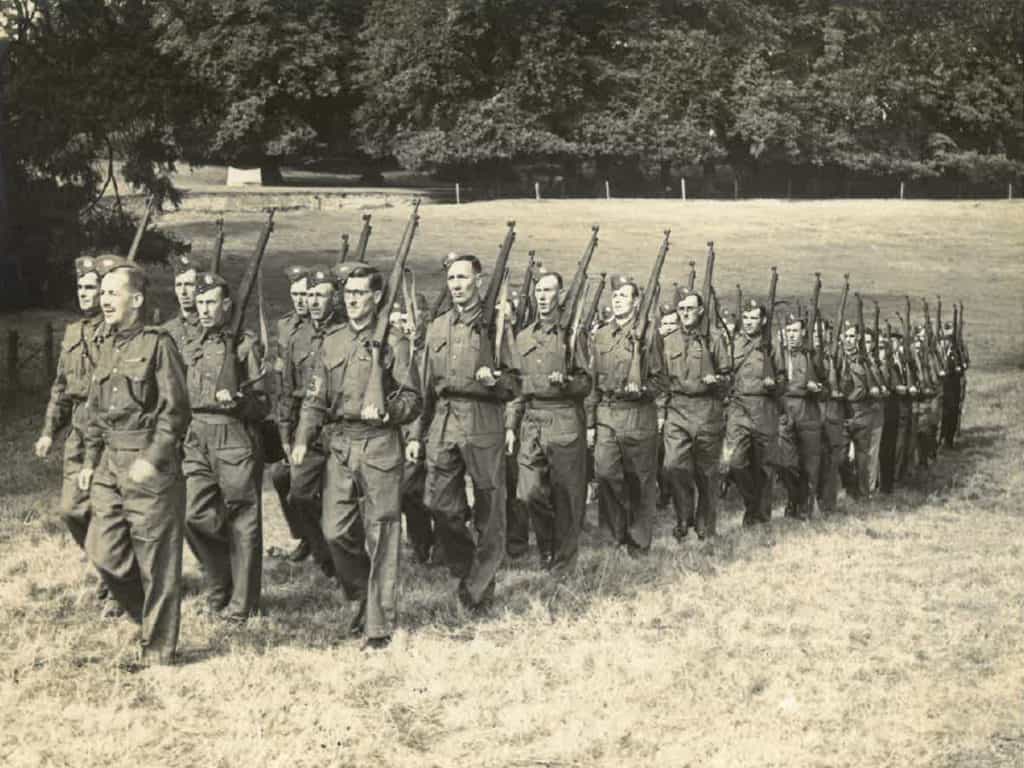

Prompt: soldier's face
xmin=741 ymin=309 xmax=763 ymax=337
xmin=677 ymin=295 xmax=702 ymax=330
xmin=611 ymin=285 xmax=636 ymax=319
xmin=77 ymin=272 xmax=100 ymax=312
xmin=864 ymin=333 xmax=875 ymax=354
xmin=100 ymin=270 xmax=143 ymax=328
xmin=812 ymin=325 xmax=825 ymax=349
xmin=785 ymin=321 xmax=804 ymax=350
xmin=534 ymin=274 xmax=561 ymax=318
xmin=447 ymin=261 xmax=480 ymax=308
xmin=659 ymin=314 xmax=679 ymax=336
xmin=344 ymin=276 xmax=381 ymax=324
xmin=843 ymin=327 xmax=859 ymax=354
xmin=307 ymin=283 xmax=335 ymax=322
xmin=174 ymin=269 xmax=197 ymax=312
xmin=196 ymin=288 xmax=232 ymax=328
xmin=290 ymin=278 xmax=309 ymax=316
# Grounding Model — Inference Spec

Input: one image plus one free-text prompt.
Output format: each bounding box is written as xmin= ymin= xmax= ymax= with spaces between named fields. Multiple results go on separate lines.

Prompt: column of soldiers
xmin=35 ymin=215 xmax=970 ymax=665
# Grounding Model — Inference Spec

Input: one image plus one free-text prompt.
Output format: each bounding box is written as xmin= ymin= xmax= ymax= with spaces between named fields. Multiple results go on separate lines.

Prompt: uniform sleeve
xmin=142 ymin=336 xmax=191 ymax=471
xmin=385 ymin=333 xmax=422 ymax=426
xmin=82 ymin=369 xmax=105 ymax=470
xmin=41 ymin=334 xmax=73 ymax=437
xmin=492 ymin=318 xmax=522 ymax=402
xmin=294 ymin=351 xmax=329 ymax=449
xmin=407 ymin=327 xmax=436 ymax=443
xmin=583 ymin=342 xmax=603 ymax=430
xmin=645 ymin=332 xmax=668 ymax=399
xmin=504 ymin=334 xmax=528 ymax=433
xmin=277 ymin=335 xmax=298 ymax=444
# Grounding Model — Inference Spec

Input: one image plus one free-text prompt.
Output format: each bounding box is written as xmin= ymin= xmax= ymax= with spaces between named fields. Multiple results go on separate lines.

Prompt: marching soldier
xmin=659 ymin=289 xmax=729 ymax=539
xmin=722 ymin=299 xmax=779 ymax=525
xmin=293 ymin=264 xmax=421 ymax=647
xmin=405 ymin=254 xmax=519 ymax=611
xmin=182 ymin=272 xmax=270 ymax=621
xmin=586 ymin=274 xmax=664 ymax=555
xmin=876 ymin=330 xmax=903 ymax=493
xmin=77 ymin=259 xmax=191 ymax=665
xmin=506 ymin=271 xmax=591 ymax=572
xmin=911 ymin=327 xmax=941 ymax=468
xmin=939 ymin=320 xmax=963 ymax=448
xmin=274 ymin=266 xmax=338 ymax=575
xmin=776 ymin=312 xmax=823 ymax=519
xmin=814 ymin=321 xmax=847 ymax=515
xmin=863 ymin=328 xmax=888 ymax=492
xmin=34 ymin=256 xmax=107 ymax=577
xmin=839 ymin=322 xmax=880 ymax=498
xmin=269 ymin=265 xmax=312 ymax=561
xmin=163 ymin=254 xmax=205 ymax=355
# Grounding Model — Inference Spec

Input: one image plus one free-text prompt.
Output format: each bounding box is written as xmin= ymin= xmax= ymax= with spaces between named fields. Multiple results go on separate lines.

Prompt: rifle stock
xmin=558 ymin=226 xmax=600 ymax=337
xmin=339 ymin=233 xmax=350 ymax=264
xmin=477 ymin=222 xmax=517 ymax=370
xmin=126 ymin=200 xmax=154 ymax=263
xmin=353 ymin=214 xmax=372 ymax=262
xmin=625 ymin=230 xmax=670 ymax=389
xmin=210 ymin=218 xmax=225 ymax=275
xmin=362 ymin=202 xmax=420 ymax=421
xmin=687 ymin=261 xmax=697 ymax=291
xmin=514 ymin=249 xmax=540 ymax=331
xmin=762 ymin=267 xmax=778 ymax=379
xmin=698 ymin=242 xmax=715 ymax=376
xmin=807 ymin=272 xmax=822 ymax=357
xmin=831 ymin=274 xmax=850 ymax=363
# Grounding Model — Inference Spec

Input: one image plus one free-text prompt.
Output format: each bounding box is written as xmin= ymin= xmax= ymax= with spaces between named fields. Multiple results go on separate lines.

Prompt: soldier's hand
xmin=361 ymin=403 xmax=390 ymax=423
xmin=34 ymin=435 xmax=53 ymax=458
xmin=869 ymin=386 xmax=881 ymax=397
xmin=702 ymin=374 xmax=718 ymax=386
xmin=405 ymin=440 xmax=422 ymax=463
xmin=505 ymin=429 xmax=516 ymax=456
xmin=291 ymin=444 xmax=308 ymax=466
xmin=624 ymin=382 xmax=640 ymax=395
xmin=548 ymin=371 xmax=566 ymax=386
xmin=215 ymin=388 xmax=236 ymax=404
xmin=282 ymin=442 xmax=292 ymax=463
xmin=657 ymin=416 xmax=665 ymax=433
xmin=475 ymin=366 xmax=498 ymax=387
xmin=763 ymin=377 xmax=776 ymax=389
xmin=128 ymin=458 xmax=157 ymax=485
xmin=586 ymin=428 xmax=596 ymax=449
xmin=807 ymin=381 xmax=822 ymax=393
xmin=78 ymin=467 xmax=94 ymax=491
xmin=909 ymin=386 xmax=919 ymax=396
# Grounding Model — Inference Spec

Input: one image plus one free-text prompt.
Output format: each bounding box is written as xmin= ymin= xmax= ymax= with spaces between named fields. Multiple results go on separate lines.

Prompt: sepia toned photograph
xmin=0 ymin=1 xmax=1021 ymax=766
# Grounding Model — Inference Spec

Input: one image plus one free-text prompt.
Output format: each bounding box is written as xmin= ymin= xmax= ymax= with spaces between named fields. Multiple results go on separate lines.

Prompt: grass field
xmin=1 ymin=200 xmax=1023 ymax=767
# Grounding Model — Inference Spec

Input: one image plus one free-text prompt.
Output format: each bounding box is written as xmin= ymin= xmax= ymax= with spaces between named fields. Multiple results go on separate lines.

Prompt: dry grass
xmin=1 ymin=200 xmax=1023 ymax=767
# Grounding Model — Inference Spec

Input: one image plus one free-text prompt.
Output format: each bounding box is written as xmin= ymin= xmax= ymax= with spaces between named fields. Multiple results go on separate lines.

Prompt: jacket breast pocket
xmin=120 ymin=358 xmax=152 ymax=408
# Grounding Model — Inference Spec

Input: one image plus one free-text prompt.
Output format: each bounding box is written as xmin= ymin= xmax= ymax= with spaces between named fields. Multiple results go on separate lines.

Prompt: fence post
xmin=733 ymin=178 xmax=739 ymax=200
xmin=681 ymin=178 xmax=686 ymax=200
xmin=534 ymin=181 xmax=541 ymax=201
xmin=455 ymin=182 xmax=461 ymax=205
xmin=6 ymin=329 xmax=18 ymax=390
xmin=899 ymin=181 xmax=905 ymax=200
xmin=43 ymin=322 xmax=55 ymax=380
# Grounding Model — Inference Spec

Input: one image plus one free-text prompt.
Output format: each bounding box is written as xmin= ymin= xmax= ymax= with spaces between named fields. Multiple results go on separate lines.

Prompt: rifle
xmin=687 ymin=261 xmax=697 ymax=292
xmin=922 ymin=298 xmax=944 ymax=376
xmin=210 ymin=218 xmax=225 ymax=275
xmin=339 ymin=233 xmax=350 ymax=264
xmin=958 ymin=302 xmax=969 ymax=367
xmin=831 ymin=274 xmax=850 ymax=363
xmin=559 ymin=225 xmax=600 ymax=338
xmin=214 ymin=209 xmax=275 ymax=400
xmin=734 ymin=284 xmax=744 ymax=336
xmin=353 ymin=213 xmax=372 ymax=262
xmin=698 ymin=241 xmax=715 ymax=376
xmin=855 ymin=293 xmax=880 ymax=392
xmin=514 ymin=249 xmax=540 ymax=331
xmin=578 ymin=273 xmax=607 ymax=342
xmin=625 ymin=230 xmax=670 ymax=390
xmin=762 ymin=267 xmax=778 ymax=379
xmin=874 ymin=299 xmax=891 ymax=389
xmin=126 ymin=199 xmax=154 ymax=263
xmin=807 ymin=272 xmax=822 ymax=358
xmin=361 ymin=204 xmax=420 ymax=422
xmin=902 ymin=295 xmax=920 ymax=391
xmin=477 ymin=222 xmax=517 ymax=370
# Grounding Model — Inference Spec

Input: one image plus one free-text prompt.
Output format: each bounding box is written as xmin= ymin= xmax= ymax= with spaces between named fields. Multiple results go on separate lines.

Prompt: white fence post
xmin=455 ymin=182 xmax=461 ymax=205
xmin=681 ymin=178 xmax=686 ymax=200
xmin=899 ymin=181 xmax=905 ymax=200
xmin=605 ymin=180 xmax=611 ymax=200
xmin=535 ymin=182 xmax=541 ymax=201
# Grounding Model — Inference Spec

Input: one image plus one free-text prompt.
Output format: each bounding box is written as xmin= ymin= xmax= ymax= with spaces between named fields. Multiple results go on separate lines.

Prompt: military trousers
xmin=878 ymin=398 xmax=901 ymax=493
xmin=941 ymin=372 xmax=962 ymax=447
xmin=270 ymin=438 xmax=332 ymax=567
xmin=842 ymin=403 xmax=876 ymax=499
xmin=506 ymin=445 xmax=530 ymax=559
xmin=400 ymin=456 xmax=435 ymax=564
xmin=662 ymin=398 xmax=722 ymax=538
xmin=777 ymin=396 xmax=822 ymax=520
xmin=593 ymin=401 xmax=659 ymax=553
xmin=724 ymin=396 xmax=778 ymax=526
xmin=86 ymin=432 xmax=185 ymax=662
xmin=183 ymin=415 xmax=263 ymax=619
xmin=323 ymin=425 xmax=403 ymax=640
xmin=817 ymin=401 xmax=847 ymax=515
xmin=424 ymin=397 xmax=507 ymax=607
xmin=60 ymin=409 xmax=93 ymax=549
xmin=516 ymin=401 xmax=587 ymax=572
xmin=893 ymin=398 xmax=916 ymax=482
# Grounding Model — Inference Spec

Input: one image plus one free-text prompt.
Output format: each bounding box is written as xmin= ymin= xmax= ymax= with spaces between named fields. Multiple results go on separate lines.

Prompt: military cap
xmin=674 ymin=286 xmax=699 ymax=307
xmin=509 ymin=288 xmax=521 ymax=302
xmin=783 ymin=312 xmax=804 ymax=327
xmin=659 ymin=300 xmax=676 ymax=316
xmin=283 ymin=265 xmax=310 ymax=285
xmin=332 ymin=263 xmax=356 ymax=284
xmin=74 ymin=256 xmax=100 ymax=278
xmin=743 ymin=298 xmax=764 ymax=313
xmin=95 ymin=254 xmax=129 ymax=276
xmin=171 ymin=253 xmax=205 ymax=275
xmin=600 ymin=306 xmax=614 ymax=322
xmin=307 ymin=265 xmax=336 ymax=290
xmin=608 ymin=274 xmax=637 ymax=292
xmin=442 ymin=251 xmax=460 ymax=269
xmin=195 ymin=271 xmax=229 ymax=296
xmin=843 ymin=320 xmax=860 ymax=332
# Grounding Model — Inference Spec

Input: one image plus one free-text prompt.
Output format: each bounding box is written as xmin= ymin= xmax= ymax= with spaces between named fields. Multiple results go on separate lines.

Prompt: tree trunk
xmin=260 ymin=161 xmax=284 ymax=186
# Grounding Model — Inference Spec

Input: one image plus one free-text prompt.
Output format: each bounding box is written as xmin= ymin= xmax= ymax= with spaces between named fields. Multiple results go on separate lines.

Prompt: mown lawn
xmin=1 ymin=200 xmax=1022 ymax=767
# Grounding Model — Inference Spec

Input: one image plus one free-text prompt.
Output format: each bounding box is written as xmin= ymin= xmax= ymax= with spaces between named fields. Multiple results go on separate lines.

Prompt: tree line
xmin=1 ymin=0 xmax=1021 ymax=305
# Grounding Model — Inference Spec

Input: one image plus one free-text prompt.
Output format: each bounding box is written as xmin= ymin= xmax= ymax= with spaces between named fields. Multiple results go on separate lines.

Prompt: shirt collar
xmin=454 ymin=302 xmax=482 ymax=326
